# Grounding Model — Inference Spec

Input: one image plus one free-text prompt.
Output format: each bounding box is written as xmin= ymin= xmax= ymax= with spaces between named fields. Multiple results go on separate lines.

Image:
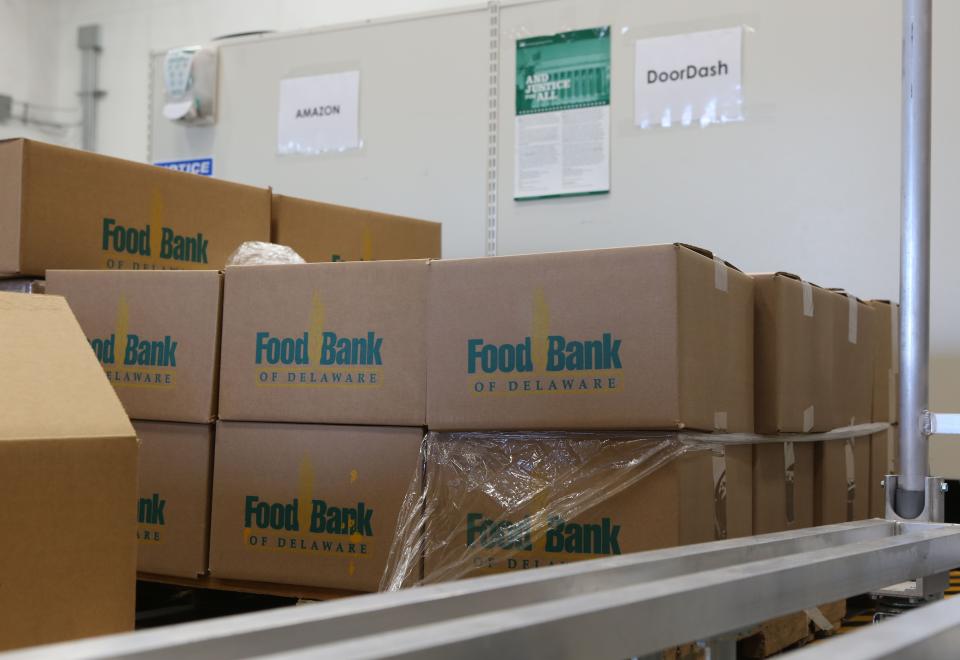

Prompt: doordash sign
xmin=634 ymin=27 xmax=743 ymax=129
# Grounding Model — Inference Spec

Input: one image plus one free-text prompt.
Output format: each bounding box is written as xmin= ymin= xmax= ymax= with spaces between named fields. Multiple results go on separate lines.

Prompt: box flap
xmin=750 ymin=271 xmax=828 ymax=289
xmin=0 ymin=292 xmax=135 ymax=441
xmin=827 ymin=287 xmax=867 ymax=304
xmin=674 ymin=242 xmax=743 ymax=273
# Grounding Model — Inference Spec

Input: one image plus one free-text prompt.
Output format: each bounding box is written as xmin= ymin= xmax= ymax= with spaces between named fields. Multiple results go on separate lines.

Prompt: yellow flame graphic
xmin=348 ymin=560 xmax=356 ymax=576
xmin=531 ymin=288 xmax=550 ymax=372
xmin=350 ymin=468 xmax=358 ymax=484
xmin=115 ymin=295 xmax=130 ymax=364
xmin=150 ymin=191 xmax=164 ymax=259
xmin=310 ymin=292 xmax=325 ymax=365
xmin=361 ymin=227 xmax=373 ymax=262
xmin=297 ymin=456 xmax=313 ymax=533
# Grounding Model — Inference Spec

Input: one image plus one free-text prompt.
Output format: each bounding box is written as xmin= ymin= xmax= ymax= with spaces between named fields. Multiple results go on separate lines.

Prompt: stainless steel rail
xmin=3 ymin=520 xmax=958 ymax=660
xmin=784 ymin=591 xmax=960 ymax=659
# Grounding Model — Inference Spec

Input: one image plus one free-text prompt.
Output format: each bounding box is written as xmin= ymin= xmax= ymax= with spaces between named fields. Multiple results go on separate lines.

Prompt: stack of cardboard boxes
xmin=420 ymin=244 xmax=757 ymax=578
xmin=210 ymin=260 xmax=428 ymax=591
xmin=752 ymin=274 xmax=878 ymax=533
xmin=0 ymin=140 xmax=440 ymax=647
xmin=0 ymin=138 xmax=898 ymax=647
xmin=46 ymin=270 xmax=224 ymax=579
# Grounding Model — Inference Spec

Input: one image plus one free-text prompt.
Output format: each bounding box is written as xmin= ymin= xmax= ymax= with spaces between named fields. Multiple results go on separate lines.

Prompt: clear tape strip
xmin=888 ymin=368 xmax=896 ymax=422
xmin=714 ymin=411 xmax=728 ymax=432
xmin=802 ymin=406 xmax=815 ymax=433
xmin=887 ymin=426 xmax=897 ymax=473
xmin=891 ymin=303 xmax=899 ymax=374
xmin=714 ymin=256 xmax=728 ymax=292
xmin=784 ymin=440 xmax=796 ymax=525
xmin=848 ymin=294 xmax=858 ymax=344
xmin=845 ymin=437 xmax=856 ymax=521
xmin=802 ymin=281 xmax=814 ymax=317
xmin=712 ymin=452 xmax=727 ymax=540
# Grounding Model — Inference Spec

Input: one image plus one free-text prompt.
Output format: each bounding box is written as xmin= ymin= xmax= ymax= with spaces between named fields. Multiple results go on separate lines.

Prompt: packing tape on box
xmin=847 ymin=294 xmax=858 ymax=344
xmin=784 ymin=440 xmax=796 ymax=525
xmin=714 ymin=411 xmax=728 ymax=432
xmin=714 ymin=256 xmax=728 ymax=292
xmin=887 ymin=426 xmax=897 ymax=473
xmin=888 ymin=370 xmax=896 ymax=421
xmin=802 ymin=281 xmax=814 ymax=317
xmin=712 ymin=453 xmax=728 ymax=541
xmin=804 ymin=607 xmax=835 ymax=632
xmin=891 ymin=304 xmax=899 ymax=374
xmin=803 ymin=406 xmax=815 ymax=433
xmin=845 ymin=437 xmax=856 ymax=521
xmin=380 ymin=423 xmax=891 ymax=591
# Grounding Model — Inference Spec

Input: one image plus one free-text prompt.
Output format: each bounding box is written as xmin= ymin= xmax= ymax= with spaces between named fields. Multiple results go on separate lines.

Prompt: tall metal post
xmin=896 ymin=0 xmax=933 ymax=519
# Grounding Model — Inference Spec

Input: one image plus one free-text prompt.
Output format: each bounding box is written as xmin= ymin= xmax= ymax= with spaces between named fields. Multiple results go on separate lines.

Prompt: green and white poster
xmin=515 ymin=26 xmax=611 ymax=200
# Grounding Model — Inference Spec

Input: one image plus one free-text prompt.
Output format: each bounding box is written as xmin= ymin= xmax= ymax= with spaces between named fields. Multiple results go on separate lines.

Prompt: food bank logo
xmin=242 ymin=457 xmax=371 ymax=567
xmin=90 ymin=296 xmax=178 ymax=388
xmin=467 ymin=289 xmax=623 ymax=394
xmin=466 ymin=512 xmax=622 ymax=569
xmin=101 ymin=192 xmax=208 ymax=267
xmin=253 ymin=292 xmax=383 ymax=388
xmin=137 ymin=492 xmax=166 ymax=543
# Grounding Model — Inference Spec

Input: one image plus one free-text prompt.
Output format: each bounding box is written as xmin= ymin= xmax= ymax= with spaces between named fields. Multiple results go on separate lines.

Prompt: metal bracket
xmin=875 ymin=474 xmax=948 ymax=603
xmin=884 ymin=474 xmax=946 ymax=522
xmin=926 ymin=411 xmax=960 ymax=435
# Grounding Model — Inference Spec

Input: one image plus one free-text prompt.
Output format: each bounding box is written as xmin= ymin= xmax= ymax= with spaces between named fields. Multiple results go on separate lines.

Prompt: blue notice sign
xmin=154 ymin=157 xmax=214 ymax=176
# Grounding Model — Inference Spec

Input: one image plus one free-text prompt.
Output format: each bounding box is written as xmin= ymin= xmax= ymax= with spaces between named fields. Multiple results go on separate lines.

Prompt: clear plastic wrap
xmin=380 ymin=423 xmax=887 ymax=591
xmin=382 ymin=431 xmax=715 ymax=591
xmin=0 ymin=278 xmax=44 ymax=294
xmin=226 ymin=241 xmax=306 ymax=266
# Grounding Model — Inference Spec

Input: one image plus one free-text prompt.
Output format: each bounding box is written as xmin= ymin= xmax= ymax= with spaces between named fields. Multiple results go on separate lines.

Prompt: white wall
xmin=3 ymin=0 xmax=960 ymax=473
xmin=0 ymin=0 xmax=66 ymax=142
xmin=47 ymin=0 xmax=474 ymax=161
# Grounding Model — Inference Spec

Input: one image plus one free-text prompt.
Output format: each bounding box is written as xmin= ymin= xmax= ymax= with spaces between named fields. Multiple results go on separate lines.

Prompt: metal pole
xmin=897 ymin=0 xmax=932 ymax=518
xmin=77 ymin=25 xmax=103 ymax=152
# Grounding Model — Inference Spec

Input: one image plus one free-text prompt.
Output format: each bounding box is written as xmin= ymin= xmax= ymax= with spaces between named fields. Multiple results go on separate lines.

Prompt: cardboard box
xmin=209 ymin=422 xmax=423 ymax=591
xmin=427 ymin=244 xmax=754 ymax=432
xmin=870 ymin=427 xmax=899 ymax=517
xmin=134 ymin=421 xmax=214 ymax=578
xmin=219 ymin=260 xmax=428 ymax=425
xmin=46 ymin=270 xmax=223 ymax=423
xmin=271 ymin=195 xmax=441 ymax=263
xmin=753 ymin=442 xmax=815 ymax=534
xmin=0 ymin=292 xmax=137 ymax=650
xmin=421 ymin=435 xmax=752 ymax=581
xmin=869 ymin=300 xmax=899 ymax=423
xmin=753 ymin=273 xmax=877 ymax=433
xmin=0 ymin=139 xmax=270 ymax=275
xmin=814 ymin=437 xmax=871 ymax=525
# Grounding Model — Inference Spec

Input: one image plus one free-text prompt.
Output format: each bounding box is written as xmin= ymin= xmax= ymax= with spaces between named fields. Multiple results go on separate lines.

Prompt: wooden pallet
xmin=737 ymin=599 xmax=847 ymax=658
xmin=137 ymin=572 xmax=363 ymax=602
